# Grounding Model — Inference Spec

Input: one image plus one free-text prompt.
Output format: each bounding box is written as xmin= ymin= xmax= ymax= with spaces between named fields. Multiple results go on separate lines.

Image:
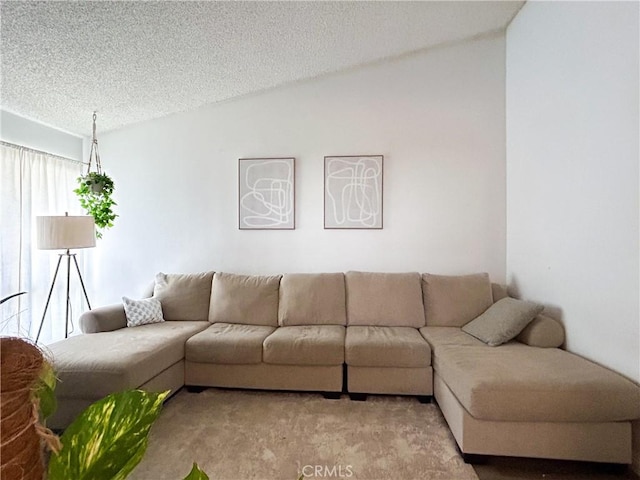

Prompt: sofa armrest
xmin=80 ymin=304 xmax=127 ymax=333
xmin=516 ymin=313 xmax=565 ymax=348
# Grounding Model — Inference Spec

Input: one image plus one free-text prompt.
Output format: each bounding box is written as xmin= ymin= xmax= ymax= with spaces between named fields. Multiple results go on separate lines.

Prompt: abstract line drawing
xmin=324 ymin=155 xmax=383 ymax=229
xmin=239 ymin=157 xmax=295 ymax=229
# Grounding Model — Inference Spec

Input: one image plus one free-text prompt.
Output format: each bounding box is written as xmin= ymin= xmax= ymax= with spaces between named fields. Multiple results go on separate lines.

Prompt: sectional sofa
xmin=47 ymin=271 xmax=640 ymax=467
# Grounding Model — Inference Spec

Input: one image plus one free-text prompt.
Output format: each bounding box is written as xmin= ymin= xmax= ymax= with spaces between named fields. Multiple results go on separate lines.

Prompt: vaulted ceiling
xmin=1 ymin=1 xmax=524 ymax=136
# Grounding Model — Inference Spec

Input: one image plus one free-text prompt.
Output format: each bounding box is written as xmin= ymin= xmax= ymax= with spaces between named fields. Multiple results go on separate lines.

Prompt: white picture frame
xmin=324 ymin=155 xmax=383 ymax=229
xmin=238 ymin=157 xmax=295 ymax=230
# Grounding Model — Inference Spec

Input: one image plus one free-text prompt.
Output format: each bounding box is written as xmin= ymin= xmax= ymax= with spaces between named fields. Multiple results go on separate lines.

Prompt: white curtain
xmin=0 ymin=142 xmax=87 ymax=344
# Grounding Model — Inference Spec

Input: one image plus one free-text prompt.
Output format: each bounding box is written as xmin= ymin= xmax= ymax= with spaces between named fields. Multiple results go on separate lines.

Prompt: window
xmin=1 ymin=141 xmax=86 ymax=343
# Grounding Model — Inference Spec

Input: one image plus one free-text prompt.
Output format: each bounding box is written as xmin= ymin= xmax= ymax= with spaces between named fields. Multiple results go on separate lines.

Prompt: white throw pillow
xmin=122 ymin=296 xmax=164 ymax=327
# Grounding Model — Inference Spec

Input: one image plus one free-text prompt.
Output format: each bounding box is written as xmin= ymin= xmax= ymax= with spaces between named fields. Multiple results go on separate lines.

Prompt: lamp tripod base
xmin=35 ymin=250 xmax=91 ymax=343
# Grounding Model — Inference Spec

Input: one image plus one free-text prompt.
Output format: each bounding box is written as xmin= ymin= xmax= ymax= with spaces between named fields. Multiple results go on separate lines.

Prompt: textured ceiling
xmin=1 ymin=1 xmax=524 ymax=136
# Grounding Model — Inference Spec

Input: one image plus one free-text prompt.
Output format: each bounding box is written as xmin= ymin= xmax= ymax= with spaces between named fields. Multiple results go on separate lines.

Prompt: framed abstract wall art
xmin=324 ymin=155 xmax=383 ymax=229
xmin=238 ymin=157 xmax=295 ymax=229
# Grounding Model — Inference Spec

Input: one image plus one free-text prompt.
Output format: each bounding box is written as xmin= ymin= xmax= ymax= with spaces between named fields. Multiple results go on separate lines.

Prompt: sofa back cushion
xmin=422 ymin=273 xmax=493 ymax=327
xmin=491 ymin=283 xmax=509 ymax=302
xmin=279 ymin=273 xmax=346 ymax=326
xmin=153 ymin=271 xmax=214 ymax=321
xmin=209 ymin=272 xmax=281 ymax=326
xmin=345 ymin=271 xmax=425 ymax=327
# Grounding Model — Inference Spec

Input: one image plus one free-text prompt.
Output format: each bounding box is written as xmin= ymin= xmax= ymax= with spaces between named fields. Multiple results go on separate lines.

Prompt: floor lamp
xmin=35 ymin=213 xmax=96 ymax=342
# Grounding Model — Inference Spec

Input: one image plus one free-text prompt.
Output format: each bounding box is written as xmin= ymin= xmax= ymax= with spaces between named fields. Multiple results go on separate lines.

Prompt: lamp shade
xmin=37 ymin=215 xmax=96 ymax=250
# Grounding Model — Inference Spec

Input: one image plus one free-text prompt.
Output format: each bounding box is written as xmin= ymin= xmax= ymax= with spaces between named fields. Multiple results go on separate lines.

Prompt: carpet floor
xmin=129 ymin=388 xmax=478 ymax=480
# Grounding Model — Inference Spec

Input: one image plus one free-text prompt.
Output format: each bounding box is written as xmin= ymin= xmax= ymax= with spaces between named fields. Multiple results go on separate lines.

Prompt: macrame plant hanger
xmin=86 ymin=111 xmax=102 ymax=175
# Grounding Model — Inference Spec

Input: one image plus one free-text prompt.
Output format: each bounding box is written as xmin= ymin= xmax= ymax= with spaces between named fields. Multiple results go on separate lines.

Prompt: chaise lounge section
xmin=47 ymin=308 xmax=209 ymax=429
xmin=420 ymin=272 xmax=640 ymax=464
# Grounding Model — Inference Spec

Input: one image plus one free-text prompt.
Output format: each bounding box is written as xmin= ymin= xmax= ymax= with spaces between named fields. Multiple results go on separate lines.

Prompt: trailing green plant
xmin=48 ymin=390 xmax=168 ymax=479
xmin=74 ymin=171 xmax=117 ymax=238
xmin=184 ymin=463 xmax=210 ymax=480
xmin=41 ymin=388 xmax=209 ymax=480
xmin=5 ymin=338 xmax=206 ymax=480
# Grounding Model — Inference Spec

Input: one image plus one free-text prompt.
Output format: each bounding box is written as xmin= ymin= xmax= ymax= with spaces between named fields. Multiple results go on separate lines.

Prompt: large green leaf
xmin=48 ymin=389 xmax=169 ymax=480
xmin=183 ymin=462 xmax=209 ymax=480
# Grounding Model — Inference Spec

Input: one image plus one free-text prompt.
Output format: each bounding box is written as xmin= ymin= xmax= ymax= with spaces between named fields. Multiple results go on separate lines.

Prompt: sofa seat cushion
xmin=420 ymin=326 xmax=486 ymax=350
xmin=434 ymin=343 xmax=640 ymax=423
xmin=49 ymin=321 xmax=210 ymax=399
xmin=345 ymin=271 xmax=425 ymax=327
xmin=263 ymin=325 xmax=345 ymax=366
xmin=186 ymin=323 xmax=276 ymax=364
xmin=346 ymin=326 xmax=431 ymax=368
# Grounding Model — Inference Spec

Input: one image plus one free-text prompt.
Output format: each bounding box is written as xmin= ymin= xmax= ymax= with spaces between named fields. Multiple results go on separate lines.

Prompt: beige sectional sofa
xmin=47 ymin=270 xmax=640 ymax=467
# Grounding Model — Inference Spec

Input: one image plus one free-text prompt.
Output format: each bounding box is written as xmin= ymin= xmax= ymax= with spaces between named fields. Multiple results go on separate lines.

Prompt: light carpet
xmin=129 ymin=388 xmax=478 ymax=480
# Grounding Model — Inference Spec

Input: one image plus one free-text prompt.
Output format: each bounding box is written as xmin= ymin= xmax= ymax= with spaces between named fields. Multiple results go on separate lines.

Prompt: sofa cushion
xmin=263 ymin=325 xmax=345 ymax=366
xmin=122 ymin=296 xmax=164 ymax=327
xmin=462 ymin=298 xmax=543 ymax=346
xmin=345 ymin=271 xmax=425 ymax=327
xmin=49 ymin=321 xmax=210 ymax=399
xmin=186 ymin=323 xmax=275 ymax=364
xmin=491 ymin=283 xmax=509 ymax=302
xmin=422 ymin=273 xmax=493 ymax=327
xmin=153 ymin=271 xmax=214 ymax=321
xmin=209 ymin=272 xmax=281 ymax=326
xmin=279 ymin=273 xmax=346 ymax=326
xmin=516 ymin=314 xmax=565 ymax=348
xmin=346 ymin=326 xmax=431 ymax=368
xmin=420 ymin=326 xmax=486 ymax=350
xmin=433 ymin=342 xmax=640 ymax=423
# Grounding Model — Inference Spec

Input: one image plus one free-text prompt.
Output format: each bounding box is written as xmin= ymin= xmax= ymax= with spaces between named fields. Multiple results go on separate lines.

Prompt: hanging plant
xmin=74 ymin=172 xmax=116 ymax=238
xmin=74 ymin=112 xmax=117 ymax=239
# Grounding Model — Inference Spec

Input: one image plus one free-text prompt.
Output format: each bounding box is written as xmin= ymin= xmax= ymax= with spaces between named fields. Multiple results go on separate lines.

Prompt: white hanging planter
xmin=90 ymin=180 xmax=106 ymax=194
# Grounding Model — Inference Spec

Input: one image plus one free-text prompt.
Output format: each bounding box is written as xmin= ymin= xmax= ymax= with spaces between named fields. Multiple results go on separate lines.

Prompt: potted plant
xmin=74 ymin=112 xmax=117 ymax=239
xmin=74 ymin=171 xmax=117 ymax=239
xmin=0 ymin=336 xmax=209 ymax=480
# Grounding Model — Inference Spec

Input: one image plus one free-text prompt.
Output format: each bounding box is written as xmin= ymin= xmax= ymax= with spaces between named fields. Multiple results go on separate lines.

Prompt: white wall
xmin=506 ymin=2 xmax=639 ymax=382
xmin=90 ymin=33 xmax=507 ymax=305
xmin=507 ymin=5 xmax=639 ymax=471
xmin=0 ymin=109 xmax=83 ymax=160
